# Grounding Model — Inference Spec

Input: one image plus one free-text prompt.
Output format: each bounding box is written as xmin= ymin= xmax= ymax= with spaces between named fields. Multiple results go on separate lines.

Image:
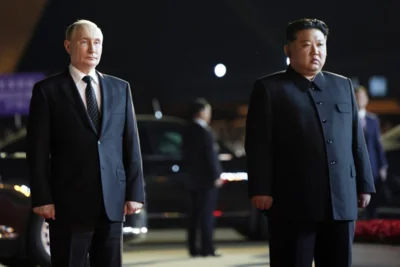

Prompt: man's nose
xmin=311 ymin=45 xmax=319 ymax=55
xmin=88 ymin=43 xmax=95 ymax=52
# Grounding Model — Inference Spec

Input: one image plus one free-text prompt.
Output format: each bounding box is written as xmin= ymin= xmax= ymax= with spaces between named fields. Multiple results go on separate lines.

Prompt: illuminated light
xmin=141 ymin=227 xmax=148 ymax=233
xmin=213 ymin=210 xmax=222 ymax=217
xmin=220 ymin=172 xmax=248 ymax=181
xmin=214 ymin=63 xmax=226 ymax=78
xmin=286 ymin=57 xmax=290 ymax=65
xmin=13 ymin=184 xmax=31 ymax=197
xmin=171 ymin=165 xmax=180 ymax=172
xmin=155 ymin=111 xmax=163 ymax=119
xmin=218 ymin=153 xmax=233 ymax=161
xmin=135 ymin=209 xmax=141 ymax=214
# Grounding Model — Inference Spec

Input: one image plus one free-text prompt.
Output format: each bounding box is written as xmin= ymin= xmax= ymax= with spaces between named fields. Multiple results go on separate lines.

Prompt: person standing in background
xmin=355 ymin=85 xmax=388 ymax=219
xmin=182 ymin=98 xmax=224 ymax=257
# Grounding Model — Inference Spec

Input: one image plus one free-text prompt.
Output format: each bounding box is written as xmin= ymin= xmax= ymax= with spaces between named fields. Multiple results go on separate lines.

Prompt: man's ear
xmin=284 ymin=45 xmax=291 ymax=57
xmin=64 ymin=40 xmax=71 ymax=54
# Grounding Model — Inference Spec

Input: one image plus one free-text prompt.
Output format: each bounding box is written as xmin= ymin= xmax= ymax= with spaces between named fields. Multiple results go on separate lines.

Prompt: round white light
xmin=214 ymin=63 xmax=226 ymax=78
xmin=155 ymin=111 xmax=162 ymax=119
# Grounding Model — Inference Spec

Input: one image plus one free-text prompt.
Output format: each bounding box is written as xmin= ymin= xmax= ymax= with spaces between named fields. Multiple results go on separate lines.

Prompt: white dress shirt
xmin=194 ymin=118 xmax=208 ymax=129
xmin=358 ymin=109 xmax=367 ymax=129
xmin=69 ymin=64 xmax=102 ymax=110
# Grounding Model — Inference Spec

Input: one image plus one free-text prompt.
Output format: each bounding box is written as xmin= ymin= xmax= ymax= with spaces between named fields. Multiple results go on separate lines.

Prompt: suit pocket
xmin=350 ymin=164 xmax=356 ymax=178
xmin=336 ymin=103 xmax=351 ymax=113
xmin=117 ymin=169 xmax=126 ymax=181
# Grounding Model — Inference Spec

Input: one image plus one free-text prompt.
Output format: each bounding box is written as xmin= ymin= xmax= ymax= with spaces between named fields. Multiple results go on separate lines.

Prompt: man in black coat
xmin=27 ymin=19 xmax=145 ymax=267
xmin=182 ymin=98 xmax=224 ymax=257
xmin=245 ymin=18 xmax=375 ymax=267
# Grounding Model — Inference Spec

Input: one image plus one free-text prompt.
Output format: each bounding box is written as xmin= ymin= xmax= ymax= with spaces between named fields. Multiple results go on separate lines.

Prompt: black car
xmin=0 ymin=114 xmax=267 ymax=266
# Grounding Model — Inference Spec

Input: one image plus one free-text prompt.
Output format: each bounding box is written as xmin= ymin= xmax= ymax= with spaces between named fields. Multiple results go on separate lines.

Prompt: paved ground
xmin=2 ymin=229 xmax=400 ymax=266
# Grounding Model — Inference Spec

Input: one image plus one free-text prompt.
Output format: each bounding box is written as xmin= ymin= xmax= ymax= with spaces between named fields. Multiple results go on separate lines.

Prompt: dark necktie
xmin=82 ymin=75 xmax=101 ymax=132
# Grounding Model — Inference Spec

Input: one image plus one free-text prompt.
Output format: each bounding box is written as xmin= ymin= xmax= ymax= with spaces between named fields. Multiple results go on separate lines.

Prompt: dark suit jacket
xmin=182 ymin=121 xmax=222 ymax=190
xmin=27 ymin=69 xmax=145 ymax=225
xmin=245 ymin=65 xmax=375 ymax=221
xmin=364 ymin=112 xmax=388 ymax=180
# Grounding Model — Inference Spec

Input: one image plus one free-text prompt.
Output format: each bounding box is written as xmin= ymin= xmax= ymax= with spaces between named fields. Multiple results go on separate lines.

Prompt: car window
xmin=150 ymin=122 xmax=185 ymax=159
xmin=138 ymin=125 xmax=152 ymax=156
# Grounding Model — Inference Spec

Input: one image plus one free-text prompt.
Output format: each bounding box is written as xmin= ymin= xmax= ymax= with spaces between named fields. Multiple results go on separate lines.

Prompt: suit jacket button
xmin=317 ymin=101 xmax=323 ymax=105
xmin=330 ymin=161 xmax=336 ymax=165
xmin=327 ymin=140 xmax=333 ymax=144
xmin=322 ymin=119 xmax=327 ymax=123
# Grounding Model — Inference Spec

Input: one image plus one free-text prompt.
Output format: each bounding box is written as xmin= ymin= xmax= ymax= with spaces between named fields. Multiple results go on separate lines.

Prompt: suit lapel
xmin=98 ymin=71 xmax=113 ymax=137
xmin=60 ymin=69 xmax=98 ymax=134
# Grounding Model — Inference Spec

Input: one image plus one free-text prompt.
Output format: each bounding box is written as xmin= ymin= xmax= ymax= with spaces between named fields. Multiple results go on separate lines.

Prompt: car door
xmin=142 ymin=120 xmax=187 ymax=219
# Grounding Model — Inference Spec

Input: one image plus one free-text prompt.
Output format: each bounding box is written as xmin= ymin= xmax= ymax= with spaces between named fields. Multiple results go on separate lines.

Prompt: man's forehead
xmin=73 ymin=25 xmax=103 ymax=39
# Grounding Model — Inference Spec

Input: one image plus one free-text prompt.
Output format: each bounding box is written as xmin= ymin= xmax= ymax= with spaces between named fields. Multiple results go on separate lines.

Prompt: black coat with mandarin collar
xmin=245 ymin=65 xmax=375 ymax=221
xmin=27 ymin=69 xmax=145 ymax=225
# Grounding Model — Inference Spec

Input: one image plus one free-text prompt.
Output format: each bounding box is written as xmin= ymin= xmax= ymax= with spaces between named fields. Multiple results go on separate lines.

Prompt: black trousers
xmin=187 ymin=188 xmax=218 ymax=255
xmin=268 ymin=218 xmax=355 ymax=267
xmin=49 ymin=214 xmax=123 ymax=267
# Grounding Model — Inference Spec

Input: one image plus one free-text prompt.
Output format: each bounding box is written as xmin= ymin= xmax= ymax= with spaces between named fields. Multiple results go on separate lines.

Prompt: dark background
xmin=16 ymin=0 xmax=399 ymax=115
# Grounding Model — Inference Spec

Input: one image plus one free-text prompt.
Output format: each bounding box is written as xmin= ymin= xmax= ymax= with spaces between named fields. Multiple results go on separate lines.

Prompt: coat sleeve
xmin=349 ymin=78 xmax=375 ymax=194
xmin=245 ymin=80 xmax=273 ymax=198
xmin=27 ymin=83 xmax=53 ymax=207
xmin=203 ymin=129 xmax=223 ymax=180
xmin=123 ymin=83 xmax=145 ymax=203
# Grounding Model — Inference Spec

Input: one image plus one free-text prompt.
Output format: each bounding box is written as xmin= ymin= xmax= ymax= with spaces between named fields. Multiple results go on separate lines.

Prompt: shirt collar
xmin=69 ymin=64 xmax=99 ymax=85
xmin=194 ymin=118 xmax=208 ymax=128
xmin=285 ymin=65 xmax=326 ymax=92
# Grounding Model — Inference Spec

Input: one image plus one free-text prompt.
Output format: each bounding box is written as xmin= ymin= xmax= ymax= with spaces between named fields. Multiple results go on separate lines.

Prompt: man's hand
xmin=251 ymin=195 xmax=273 ymax=210
xmin=358 ymin=193 xmax=371 ymax=208
xmin=380 ymin=167 xmax=388 ymax=182
xmin=124 ymin=201 xmax=143 ymax=215
xmin=33 ymin=204 xmax=55 ymax=220
xmin=215 ymin=178 xmax=224 ymax=188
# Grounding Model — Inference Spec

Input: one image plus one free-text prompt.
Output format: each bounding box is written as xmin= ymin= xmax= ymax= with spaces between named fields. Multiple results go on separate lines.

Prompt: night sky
xmin=17 ymin=0 xmax=399 ymax=112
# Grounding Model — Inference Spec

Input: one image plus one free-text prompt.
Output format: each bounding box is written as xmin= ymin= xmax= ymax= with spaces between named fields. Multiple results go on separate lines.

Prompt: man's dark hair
xmin=190 ymin=98 xmax=210 ymax=118
xmin=286 ymin=18 xmax=329 ymax=43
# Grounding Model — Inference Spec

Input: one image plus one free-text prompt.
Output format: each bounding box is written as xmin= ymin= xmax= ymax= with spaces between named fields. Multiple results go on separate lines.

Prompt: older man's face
xmin=64 ymin=24 xmax=103 ymax=73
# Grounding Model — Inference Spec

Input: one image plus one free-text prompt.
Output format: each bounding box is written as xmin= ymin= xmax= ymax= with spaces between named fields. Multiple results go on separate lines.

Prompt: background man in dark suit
xmin=27 ymin=19 xmax=145 ymax=267
xmin=245 ymin=18 xmax=375 ymax=267
xmin=355 ymin=86 xmax=388 ymax=219
xmin=182 ymin=98 xmax=224 ymax=257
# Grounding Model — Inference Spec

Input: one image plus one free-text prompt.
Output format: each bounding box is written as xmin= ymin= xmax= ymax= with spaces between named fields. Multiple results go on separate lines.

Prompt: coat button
xmin=317 ymin=101 xmax=323 ymax=105
xmin=322 ymin=119 xmax=327 ymax=123
xmin=330 ymin=161 xmax=336 ymax=165
xmin=327 ymin=140 xmax=333 ymax=144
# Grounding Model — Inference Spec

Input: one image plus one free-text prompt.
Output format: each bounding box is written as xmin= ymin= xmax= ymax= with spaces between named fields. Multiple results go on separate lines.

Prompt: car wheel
xmin=236 ymin=206 xmax=269 ymax=240
xmin=27 ymin=214 xmax=51 ymax=267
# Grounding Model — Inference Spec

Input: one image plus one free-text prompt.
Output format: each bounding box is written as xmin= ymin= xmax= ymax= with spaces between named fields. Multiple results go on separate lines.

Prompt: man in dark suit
xmin=182 ymin=98 xmax=224 ymax=257
xmin=355 ymin=86 xmax=388 ymax=219
xmin=27 ymin=19 xmax=145 ymax=267
xmin=245 ymin=18 xmax=375 ymax=267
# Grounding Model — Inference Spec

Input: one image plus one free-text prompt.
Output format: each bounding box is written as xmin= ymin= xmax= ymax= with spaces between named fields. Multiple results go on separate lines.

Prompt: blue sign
xmin=0 ymin=73 xmax=46 ymax=116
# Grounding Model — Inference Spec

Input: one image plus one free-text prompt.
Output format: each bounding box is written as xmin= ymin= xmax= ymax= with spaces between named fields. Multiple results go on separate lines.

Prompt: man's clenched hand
xmin=33 ymin=204 xmax=55 ymax=220
xmin=124 ymin=201 xmax=143 ymax=215
xmin=251 ymin=195 xmax=273 ymax=210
